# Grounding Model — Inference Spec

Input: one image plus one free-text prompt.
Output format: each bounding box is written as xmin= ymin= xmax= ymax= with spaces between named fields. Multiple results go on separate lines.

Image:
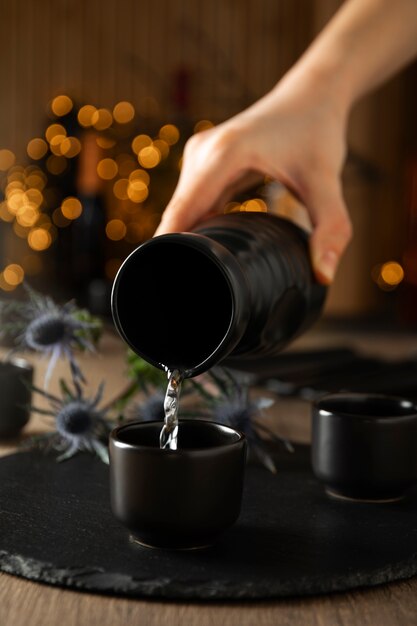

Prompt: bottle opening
xmin=112 ymin=237 xmax=234 ymax=373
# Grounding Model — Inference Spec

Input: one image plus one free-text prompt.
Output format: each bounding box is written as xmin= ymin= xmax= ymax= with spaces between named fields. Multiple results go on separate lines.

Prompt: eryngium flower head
xmin=31 ymin=379 xmax=110 ymax=463
xmin=2 ymin=284 xmax=100 ymax=388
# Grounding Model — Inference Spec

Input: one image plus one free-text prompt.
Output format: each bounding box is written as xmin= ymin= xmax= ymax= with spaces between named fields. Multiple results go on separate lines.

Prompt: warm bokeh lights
xmin=61 ymin=197 xmax=83 ymax=220
xmin=27 ymin=138 xmax=48 ymax=160
xmin=3 ymin=263 xmax=24 ymax=286
xmin=138 ymin=145 xmax=161 ymax=168
xmin=28 ymin=228 xmax=52 ymax=251
xmin=372 ymin=261 xmax=405 ymax=291
xmin=51 ymin=95 xmax=73 ymax=117
xmin=77 ymin=105 xmax=98 ymax=127
xmin=0 ymin=149 xmax=16 ymax=171
xmin=97 ymin=158 xmax=118 ymax=180
xmin=106 ymin=219 xmax=127 ymax=241
xmin=113 ymin=101 xmax=135 ymax=124
xmin=158 ymin=124 xmax=180 ymax=145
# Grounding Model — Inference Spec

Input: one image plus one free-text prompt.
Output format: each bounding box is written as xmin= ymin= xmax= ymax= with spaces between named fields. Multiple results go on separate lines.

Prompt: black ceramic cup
xmin=312 ymin=393 xmax=417 ymax=502
xmin=109 ymin=419 xmax=247 ymax=549
xmin=0 ymin=358 xmax=33 ymax=438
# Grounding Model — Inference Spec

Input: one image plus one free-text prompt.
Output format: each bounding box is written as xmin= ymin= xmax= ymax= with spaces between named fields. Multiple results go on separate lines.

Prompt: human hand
xmin=155 ymin=71 xmax=352 ymax=285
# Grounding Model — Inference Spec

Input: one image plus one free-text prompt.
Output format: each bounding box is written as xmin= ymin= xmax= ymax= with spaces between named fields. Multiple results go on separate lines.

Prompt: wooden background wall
xmin=0 ymin=0 xmax=314 ymax=159
xmin=0 ymin=0 xmax=413 ymax=318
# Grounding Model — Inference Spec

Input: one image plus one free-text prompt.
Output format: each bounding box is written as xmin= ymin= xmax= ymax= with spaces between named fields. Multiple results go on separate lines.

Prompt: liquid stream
xmin=159 ymin=369 xmax=183 ymax=450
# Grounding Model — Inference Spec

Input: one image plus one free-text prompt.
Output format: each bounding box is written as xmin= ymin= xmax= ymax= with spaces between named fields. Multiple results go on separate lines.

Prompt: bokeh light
xmin=27 ymin=138 xmax=48 ymax=160
xmin=51 ymin=95 xmax=73 ymax=117
xmin=113 ymin=101 xmax=135 ymax=124
xmin=78 ymin=105 xmax=98 ymax=127
xmin=129 ymin=168 xmax=150 ymax=185
xmin=127 ymin=179 xmax=149 ymax=203
xmin=45 ymin=124 xmax=66 ymax=143
xmin=138 ymin=145 xmax=161 ymax=168
xmin=106 ymin=219 xmax=126 ymax=241
xmin=28 ymin=228 xmax=52 ymax=251
xmin=153 ymin=139 xmax=169 ymax=159
xmin=60 ymin=137 xmax=82 ymax=158
xmin=158 ymin=124 xmax=180 ymax=145
xmin=113 ymin=179 xmax=129 ymax=200
xmin=96 ymin=136 xmax=116 ymax=149
xmin=194 ymin=120 xmax=214 ymax=133
xmin=131 ymin=134 xmax=152 ymax=154
xmin=61 ymin=197 xmax=83 ymax=220
xmin=0 ymin=149 xmax=15 ymax=171
xmin=241 ymin=198 xmax=268 ymax=212
xmin=3 ymin=264 xmax=24 ymax=286
xmin=97 ymin=158 xmax=118 ymax=180
xmin=92 ymin=108 xmax=113 ymax=130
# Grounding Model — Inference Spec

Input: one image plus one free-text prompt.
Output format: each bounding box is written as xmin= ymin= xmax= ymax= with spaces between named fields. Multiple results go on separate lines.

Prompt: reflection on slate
xmin=236 ymin=348 xmax=417 ymax=400
xmin=1 ymin=448 xmax=417 ymax=599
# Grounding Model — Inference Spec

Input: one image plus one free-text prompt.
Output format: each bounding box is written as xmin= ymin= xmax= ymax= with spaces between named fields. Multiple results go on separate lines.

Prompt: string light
xmin=138 ymin=145 xmax=161 ymax=168
xmin=113 ymin=179 xmax=129 ymax=200
xmin=46 ymin=155 xmax=67 ymax=175
xmin=241 ymin=199 xmax=268 ymax=212
xmin=106 ymin=219 xmax=126 ymax=241
xmin=129 ymin=168 xmax=150 ymax=185
xmin=97 ymin=158 xmax=118 ymax=180
xmin=78 ymin=105 xmax=98 ymax=128
xmin=113 ymin=101 xmax=135 ymax=124
xmin=28 ymin=227 xmax=52 ymax=251
xmin=153 ymin=139 xmax=169 ymax=159
xmin=27 ymin=138 xmax=48 ymax=160
xmin=0 ymin=273 xmax=16 ymax=291
xmin=194 ymin=120 xmax=214 ymax=133
xmin=51 ymin=95 xmax=73 ymax=117
xmin=92 ymin=108 xmax=113 ymax=131
xmin=158 ymin=124 xmax=180 ymax=145
xmin=127 ymin=179 xmax=149 ymax=203
xmin=131 ymin=134 xmax=152 ymax=154
xmin=3 ymin=264 xmax=24 ymax=286
xmin=60 ymin=137 xmax=81 ymax=158
xmin=61 ymin=197 xmax=82 ymax=220
xmin=0 ymin=149 xmax=15 ymax=171
xmin=45 ymin=124 xmax=66 ymax=143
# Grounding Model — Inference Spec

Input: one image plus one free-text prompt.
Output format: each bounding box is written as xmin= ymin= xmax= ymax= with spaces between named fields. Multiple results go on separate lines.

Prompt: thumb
xmin=306 ymin=179 xmax=352 ymax=284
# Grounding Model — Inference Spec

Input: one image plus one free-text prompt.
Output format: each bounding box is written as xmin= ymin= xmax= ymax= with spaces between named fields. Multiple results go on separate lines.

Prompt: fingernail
xmin=316 ymin=250 xmax=338 ymax=284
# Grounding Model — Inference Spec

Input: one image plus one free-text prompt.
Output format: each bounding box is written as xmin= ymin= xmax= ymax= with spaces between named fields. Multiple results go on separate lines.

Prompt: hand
xmin=155 ymin=72 xmax=352 ymax=285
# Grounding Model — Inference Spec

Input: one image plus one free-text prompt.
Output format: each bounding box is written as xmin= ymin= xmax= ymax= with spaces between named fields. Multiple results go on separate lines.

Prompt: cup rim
xmin=0 ymin=357 xmax=33 ymax=374
xmin=110 ymin=419 xmax=245 ymax=453
xmin=314 ymin=392 xmax=417 ymax=421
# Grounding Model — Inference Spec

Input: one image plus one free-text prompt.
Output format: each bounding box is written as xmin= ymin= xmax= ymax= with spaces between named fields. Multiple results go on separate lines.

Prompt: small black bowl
xmin=312 ymin=393 xmax=417 ymax=502
xmin=0 ymin=358 xmax=33 ymax=438
xmin=109 ymin=420 xmax=247 ymax=549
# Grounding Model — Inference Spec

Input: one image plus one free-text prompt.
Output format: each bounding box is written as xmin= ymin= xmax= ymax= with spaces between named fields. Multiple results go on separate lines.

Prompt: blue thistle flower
xmin=30 ymin=379 xmax=111 ymax=463
xmin=3 ymin=284 xmax=100 ymax=388
xmin=210 ymin=368 xmax=293 ymax=473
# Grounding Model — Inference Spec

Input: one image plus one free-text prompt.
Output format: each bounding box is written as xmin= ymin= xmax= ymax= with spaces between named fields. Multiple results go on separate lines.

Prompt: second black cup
xmin=312 ymin=393 xmax=417 ymax=502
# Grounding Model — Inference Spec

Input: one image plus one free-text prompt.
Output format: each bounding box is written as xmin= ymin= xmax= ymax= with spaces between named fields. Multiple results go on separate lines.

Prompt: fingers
xmin=154 ymin=127 xmax=250 ymax=236
xmin=306 ymin=178 xmax=352 ymax=284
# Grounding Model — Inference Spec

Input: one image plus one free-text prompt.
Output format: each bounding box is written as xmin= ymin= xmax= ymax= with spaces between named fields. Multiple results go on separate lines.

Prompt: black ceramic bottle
xmin=111 ymin=212 xmax=326 ymax=377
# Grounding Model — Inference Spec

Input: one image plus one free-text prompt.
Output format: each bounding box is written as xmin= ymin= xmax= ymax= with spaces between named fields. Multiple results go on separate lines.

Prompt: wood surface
xmin=1 ymin=326 xmax=417 ymax=626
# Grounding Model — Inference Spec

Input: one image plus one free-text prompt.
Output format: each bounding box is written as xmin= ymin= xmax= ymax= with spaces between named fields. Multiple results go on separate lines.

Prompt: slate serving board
xmin=0 ymin=446 xmax=417 ymax=600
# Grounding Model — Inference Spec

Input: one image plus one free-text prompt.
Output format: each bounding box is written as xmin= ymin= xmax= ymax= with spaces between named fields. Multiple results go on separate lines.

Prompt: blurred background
xmin=0 ymin=0 xmax=416 ymax=326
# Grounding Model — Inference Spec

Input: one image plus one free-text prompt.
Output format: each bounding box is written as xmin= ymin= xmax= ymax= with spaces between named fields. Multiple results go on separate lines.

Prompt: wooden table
xmin=1 ymin=327 xmax=417 ymax=626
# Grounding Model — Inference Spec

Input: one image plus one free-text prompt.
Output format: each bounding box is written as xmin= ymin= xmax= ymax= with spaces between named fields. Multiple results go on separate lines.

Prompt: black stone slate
xmin=1 ymin=447 xmax=417 ymax=600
